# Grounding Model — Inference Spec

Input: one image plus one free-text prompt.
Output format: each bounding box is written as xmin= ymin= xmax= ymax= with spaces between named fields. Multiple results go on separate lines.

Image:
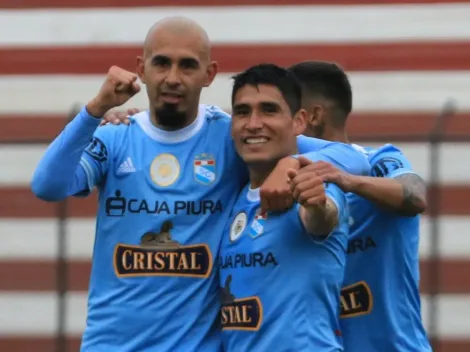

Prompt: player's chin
xmin=240 ymin=150 xmax=275 ymax=165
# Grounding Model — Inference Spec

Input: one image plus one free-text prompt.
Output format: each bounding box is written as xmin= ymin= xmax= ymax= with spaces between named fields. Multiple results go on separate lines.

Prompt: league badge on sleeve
xmin=85 ymin=137 xmax=108 ymax=162
xmin=194 ymin=153 xmax=216 ymax=185
xmin=372 ymin=157 xmax=404 ymax=178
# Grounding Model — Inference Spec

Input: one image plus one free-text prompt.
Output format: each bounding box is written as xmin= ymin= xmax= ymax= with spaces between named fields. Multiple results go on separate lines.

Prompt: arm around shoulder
xmin=347 ymin=147 xmax=427 ymax=216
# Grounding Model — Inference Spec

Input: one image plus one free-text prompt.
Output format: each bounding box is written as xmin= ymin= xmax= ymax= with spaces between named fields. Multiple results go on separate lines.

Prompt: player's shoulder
xmin=201 ymin=105 xmax=235 ymax=147
xmin=296 ymin=134 xmax=332 ymax=150
xmin=91 ymin=113 xmax=138 ymax=144
xmin=321 ymin=141 xmax=371 ymax=176
xmin=355 ymin=143 xmax=405 ymax=162
xmin=357 ymin=143 xmax=414 ymax=178
xmin=203 ymin=104 xmax=231 ymax=123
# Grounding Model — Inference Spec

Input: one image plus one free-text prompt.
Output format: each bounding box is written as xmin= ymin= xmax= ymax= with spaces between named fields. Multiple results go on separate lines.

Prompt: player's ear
xmin=136 ymin=56 xmax=146 ymax=84
xmin=203 ymin=61 xmax=218 ymax=87
xmin=293 ymin=108 xmax=308 ymax=136
xmin=309 ymin=104 xmax=324 ymax=129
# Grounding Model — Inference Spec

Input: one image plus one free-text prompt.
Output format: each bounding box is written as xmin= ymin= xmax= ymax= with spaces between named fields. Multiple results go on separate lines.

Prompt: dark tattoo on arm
xmin=394 ymin=173 xmax=427 ymax=216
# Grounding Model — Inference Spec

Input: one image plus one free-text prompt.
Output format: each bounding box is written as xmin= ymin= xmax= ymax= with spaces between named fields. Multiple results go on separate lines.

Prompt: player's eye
xmin=180 ymin=59 xmax=199 ymax=69
xmin=261 ymin=103 xmax=279 ymax=115
xmin=233 ymin=107 xmax=250 ymax=117
xmin=152 ymin=56 xmax=171 ymax=67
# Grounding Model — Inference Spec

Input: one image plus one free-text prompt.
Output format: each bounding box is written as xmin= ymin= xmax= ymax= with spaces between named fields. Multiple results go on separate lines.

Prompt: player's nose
xmin=245 ymin=113 xmax=263 ymax=130
xmin=165 ymin=65 xmax=182 ymax=86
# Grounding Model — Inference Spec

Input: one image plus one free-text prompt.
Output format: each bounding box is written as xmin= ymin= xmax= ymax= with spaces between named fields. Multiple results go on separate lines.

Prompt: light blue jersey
xmin=219 ymin=184 xmax=348 ymax=352
xmin=340 ymin=144 xmax=431 ymax=352
xmin=76 ymin=105 xmax=245 ymax=351
xmin=218 ymin=146 xmax=370 ymax=352
xmin=31 ymin=104 xmax=363 ymax=352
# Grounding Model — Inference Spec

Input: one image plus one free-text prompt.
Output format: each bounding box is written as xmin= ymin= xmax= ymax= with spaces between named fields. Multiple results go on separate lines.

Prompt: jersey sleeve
xmin=31 ymin=107 xmax=112 ymax=201
xmin=297 ymin=142 xmax=370 ymax=177
xmin=79 ymin=126 xmax=113 ymax=195
xmin=325 ymin=183 xmax=347 ymax=221
xmin=369 ymin=144 xmax=416 ymax=179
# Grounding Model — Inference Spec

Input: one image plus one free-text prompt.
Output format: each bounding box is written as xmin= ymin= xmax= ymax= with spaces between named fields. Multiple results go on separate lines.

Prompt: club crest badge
xmin=248 ymin=209 xmax=268 ymax=239
xmin=230 ymin=212 xmax=247 ymax=242
xmin=194 ymin=153 xmax=216 ymax=185
xmin=150 ymin=153 xmax=180 ymax=187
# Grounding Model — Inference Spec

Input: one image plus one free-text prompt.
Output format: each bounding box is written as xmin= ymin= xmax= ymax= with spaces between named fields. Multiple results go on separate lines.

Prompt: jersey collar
xmin=133 ymin=105 xmax=206 ymax=144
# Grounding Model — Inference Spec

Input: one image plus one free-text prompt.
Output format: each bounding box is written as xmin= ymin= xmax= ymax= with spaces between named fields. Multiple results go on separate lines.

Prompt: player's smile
xmin=243 ymin=136 xmax=270 ymax=145
xmin=240 ymin=135 xmax=272 ymax=155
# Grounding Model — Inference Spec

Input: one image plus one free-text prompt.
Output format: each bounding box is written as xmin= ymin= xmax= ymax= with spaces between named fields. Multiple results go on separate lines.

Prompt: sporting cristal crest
xmin=194 ymin=153 xmax=216 ymax=185
xmin=248 ymin=209 xmax=268 ymax=238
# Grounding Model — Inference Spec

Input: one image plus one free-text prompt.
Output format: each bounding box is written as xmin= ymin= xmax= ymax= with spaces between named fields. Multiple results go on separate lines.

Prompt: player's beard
xmin=154 ymin=103 xmax=188 ymax=130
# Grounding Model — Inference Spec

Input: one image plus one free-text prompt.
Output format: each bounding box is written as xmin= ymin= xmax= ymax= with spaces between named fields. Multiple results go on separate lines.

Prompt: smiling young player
xmin=219 ymin=64 xmax=369 ymax=352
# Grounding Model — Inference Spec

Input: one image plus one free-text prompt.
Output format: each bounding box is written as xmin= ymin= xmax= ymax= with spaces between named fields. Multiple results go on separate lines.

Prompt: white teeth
xmin=245 ymin=137 xmax=268 ymax=144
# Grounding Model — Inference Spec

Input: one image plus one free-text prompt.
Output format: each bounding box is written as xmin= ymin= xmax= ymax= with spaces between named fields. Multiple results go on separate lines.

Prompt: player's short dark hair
xmin=288 ymin=61 xmax=352 ymax=124
xmin=231 ymin=63 xmax=302 ymax=116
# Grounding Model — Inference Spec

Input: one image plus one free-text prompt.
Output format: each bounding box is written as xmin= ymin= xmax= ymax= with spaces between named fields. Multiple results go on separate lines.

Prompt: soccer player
xmin=218 ymin=63 xmax=368 ymax=351
xmin=288 ymin=61 xmax=432 ymax=351
xmin=30 ymin=19 xmax=367 ymax=352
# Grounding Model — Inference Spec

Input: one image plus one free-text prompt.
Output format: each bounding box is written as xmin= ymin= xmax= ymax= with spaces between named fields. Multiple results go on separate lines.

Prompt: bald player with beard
xmin=31 ymin=18 xmax=365 ymax=352
xmin=32 ymin=17 xmax=246 ymax=352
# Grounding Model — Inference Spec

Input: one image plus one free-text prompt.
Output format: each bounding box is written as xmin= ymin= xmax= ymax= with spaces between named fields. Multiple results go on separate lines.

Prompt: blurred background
xmin=0 ymin=0 xmax=469 ymax=351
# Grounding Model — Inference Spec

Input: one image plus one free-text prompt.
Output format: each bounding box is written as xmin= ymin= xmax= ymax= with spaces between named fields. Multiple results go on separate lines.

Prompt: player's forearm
xmin=300 ymin=198 xmax=339 ymax=237
xmin=348 ymin=174 xmax=427 ymax=216
xmin=31 ymin=107 xmax=101 ymax=201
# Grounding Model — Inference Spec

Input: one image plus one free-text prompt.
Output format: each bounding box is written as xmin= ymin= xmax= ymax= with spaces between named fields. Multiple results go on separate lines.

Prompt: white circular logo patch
xmin=230 ymin=212 xmax=247 ymax=242
xmin=150 ymin=153 xmax=180 ymax=187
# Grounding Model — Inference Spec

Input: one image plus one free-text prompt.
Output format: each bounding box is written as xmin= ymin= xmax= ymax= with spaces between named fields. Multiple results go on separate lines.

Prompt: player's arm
xmin=289 ymin=160 xmax=345 ymax=237
xmin=346 ymin=175 xmax=427 ymax=216
xmin=299 ymin=197 xmax=339 ymax=237
xmin=348 ymin=152 xmax=426 ymax=216
xmin=30 ymin=107 xmax=105 ymax=201
xmin=260 ymin=140 xmax=369 ymax=212
xmin=312 ymin=148 xmax=427 ymax=216
xmin=31 ymin=66 xmax=140 ymax=201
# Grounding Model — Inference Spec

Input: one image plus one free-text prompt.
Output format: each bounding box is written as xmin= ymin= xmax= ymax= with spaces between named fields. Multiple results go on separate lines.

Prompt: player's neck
xmin=322 ymin=128 xmax=350 ymax=144
xmin=247 ymin=147 xmax=297 ymax=189
xmin=248 ymin=162 xmax=278 ymax=189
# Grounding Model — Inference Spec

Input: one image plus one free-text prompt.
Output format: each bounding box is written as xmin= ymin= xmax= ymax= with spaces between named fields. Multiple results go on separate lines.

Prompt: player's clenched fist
xmin=288 ymin=157 xmax=327 ymax=208
xmin=259 ymin=156 xmax=300 ymax=212
xmin=87 ymin=66 xmax=141 ymax=117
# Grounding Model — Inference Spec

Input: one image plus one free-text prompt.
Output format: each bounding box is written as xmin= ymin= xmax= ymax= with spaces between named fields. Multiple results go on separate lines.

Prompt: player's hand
xmin=87 ymin=66 xmax=141 ymax=117
xmin=298 ymin=161 xmax=354 ymax=193
xmin=99 ymin=108 xmax=141 ymax=126
xmin=259 ymin=156 xmax=299 ymax=212
xmin=288 ymin=157 xmax=327 ymax=208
